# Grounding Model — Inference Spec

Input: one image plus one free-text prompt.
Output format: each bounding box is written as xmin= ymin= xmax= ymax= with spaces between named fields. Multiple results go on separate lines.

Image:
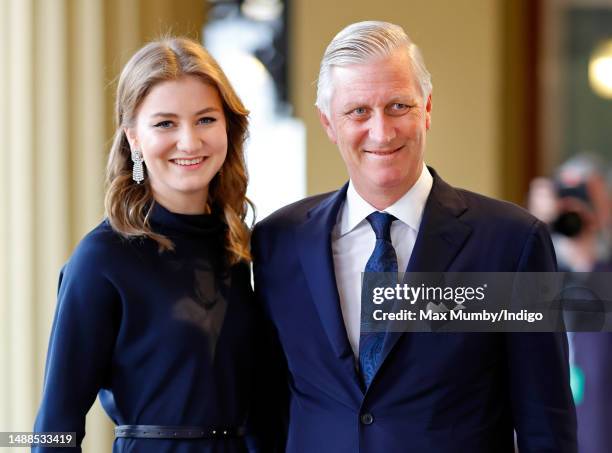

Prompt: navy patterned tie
xmin=359 ymin=212 xmax=398 ymax=388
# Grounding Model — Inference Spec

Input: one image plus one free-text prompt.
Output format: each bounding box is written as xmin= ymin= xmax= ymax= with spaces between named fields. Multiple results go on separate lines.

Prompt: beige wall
xmin=291 ymin=0 xmax=503 ymax=198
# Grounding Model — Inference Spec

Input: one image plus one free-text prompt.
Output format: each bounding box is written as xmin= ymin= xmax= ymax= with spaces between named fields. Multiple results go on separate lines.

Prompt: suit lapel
xmin=380 ymin=170 xmax=473 ymax=363
xmin=295 ymin=184 xmax=355 ymax=362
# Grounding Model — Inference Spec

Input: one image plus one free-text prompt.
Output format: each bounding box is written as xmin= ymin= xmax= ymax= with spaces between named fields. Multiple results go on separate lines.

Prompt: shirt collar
xmin=337 ymin=163 xmax=433 ymax=236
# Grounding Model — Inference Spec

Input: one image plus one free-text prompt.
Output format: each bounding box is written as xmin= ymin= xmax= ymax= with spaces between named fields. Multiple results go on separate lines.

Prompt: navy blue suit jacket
xmin=252 ymin=170 xmax=577 ymax=453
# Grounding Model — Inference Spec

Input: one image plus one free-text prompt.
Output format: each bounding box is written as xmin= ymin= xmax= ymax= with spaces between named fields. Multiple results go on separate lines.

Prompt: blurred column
xmin=71 ymin=2 xmax=113 ymax=451
xmin=0 ymin=0 xmax=12 ymax=432
xmin=34 ymin=0 xmax=70 ymax=392
xmin=70 ymin=0 xmax=106 ymax=238
xmin=6 ymin=0 xmax=36 ymax=437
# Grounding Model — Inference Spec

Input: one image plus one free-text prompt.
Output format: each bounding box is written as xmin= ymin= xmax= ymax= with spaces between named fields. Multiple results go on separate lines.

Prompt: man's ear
xmin=425 ymin=94 xmax=432 ymax=131
xmin=318 ymin=109 xmax=337 ymax=144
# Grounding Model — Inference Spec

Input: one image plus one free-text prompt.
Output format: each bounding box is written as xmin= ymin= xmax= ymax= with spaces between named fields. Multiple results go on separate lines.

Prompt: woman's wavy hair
xmin=105 ymin=37 xmax=252 ymax=264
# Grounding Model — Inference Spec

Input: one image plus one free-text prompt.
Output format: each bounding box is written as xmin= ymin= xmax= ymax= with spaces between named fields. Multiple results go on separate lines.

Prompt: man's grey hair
xmin=315 ymin=21 xmax=433 ymax=116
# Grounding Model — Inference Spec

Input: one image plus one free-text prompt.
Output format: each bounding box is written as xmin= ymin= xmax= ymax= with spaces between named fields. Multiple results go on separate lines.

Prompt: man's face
xmin=319 ymin=50 xmax=431 ymax=206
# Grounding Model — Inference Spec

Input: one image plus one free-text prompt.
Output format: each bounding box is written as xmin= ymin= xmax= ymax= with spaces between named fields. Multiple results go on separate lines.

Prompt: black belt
xmin=115 ymin=425 xmax=246 ymax=440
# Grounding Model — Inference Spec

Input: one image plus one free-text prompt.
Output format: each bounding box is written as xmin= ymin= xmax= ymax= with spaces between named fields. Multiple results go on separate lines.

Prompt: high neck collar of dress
xmin=148 ymin=202 xmax=224 ymax=236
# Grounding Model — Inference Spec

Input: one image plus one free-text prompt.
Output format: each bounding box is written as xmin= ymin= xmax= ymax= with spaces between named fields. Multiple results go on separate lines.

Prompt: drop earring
xmin=131 ymin=149 xmax=145 ymax=184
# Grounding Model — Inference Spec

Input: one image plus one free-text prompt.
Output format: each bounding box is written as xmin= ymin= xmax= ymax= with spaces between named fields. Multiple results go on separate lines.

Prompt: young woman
xmin=34 ymin=37 xmax=270 ymax=452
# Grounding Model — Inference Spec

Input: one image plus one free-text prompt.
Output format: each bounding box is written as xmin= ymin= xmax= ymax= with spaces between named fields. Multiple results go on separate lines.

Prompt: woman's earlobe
xmin=124 ymin=128 xmax=137 ymax=150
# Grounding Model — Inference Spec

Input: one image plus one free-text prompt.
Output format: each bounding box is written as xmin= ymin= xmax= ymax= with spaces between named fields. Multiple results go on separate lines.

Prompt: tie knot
xmin=366 ymin=212 xmax=396 ymax=241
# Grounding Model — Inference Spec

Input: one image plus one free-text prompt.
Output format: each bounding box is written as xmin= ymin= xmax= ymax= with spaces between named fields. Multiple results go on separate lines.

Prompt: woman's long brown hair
xmin=104 ymin=37 xmax=252 ymax=264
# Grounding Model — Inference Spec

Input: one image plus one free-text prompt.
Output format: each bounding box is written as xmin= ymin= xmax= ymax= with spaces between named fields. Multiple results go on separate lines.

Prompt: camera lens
xmin=552 ymin=212 xmax=583 ymax=237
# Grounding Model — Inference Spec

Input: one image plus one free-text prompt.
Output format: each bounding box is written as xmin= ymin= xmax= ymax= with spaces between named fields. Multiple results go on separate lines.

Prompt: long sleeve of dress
xmin=33 ymin=231 xmax=120 ymax=452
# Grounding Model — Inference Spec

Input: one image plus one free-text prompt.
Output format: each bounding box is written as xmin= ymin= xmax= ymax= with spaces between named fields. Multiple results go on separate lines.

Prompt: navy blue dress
xmin=34 ymin=204 xmax=261 ymax=452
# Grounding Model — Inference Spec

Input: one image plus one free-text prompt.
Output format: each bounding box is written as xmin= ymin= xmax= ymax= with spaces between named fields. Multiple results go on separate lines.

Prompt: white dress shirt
xmin=331 ymin=164 xmax=433 ymax=358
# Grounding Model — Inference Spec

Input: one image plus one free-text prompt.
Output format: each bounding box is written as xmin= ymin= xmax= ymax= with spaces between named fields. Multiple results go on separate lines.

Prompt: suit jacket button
xmin=360 ymin=413 xmax=374 ymax=425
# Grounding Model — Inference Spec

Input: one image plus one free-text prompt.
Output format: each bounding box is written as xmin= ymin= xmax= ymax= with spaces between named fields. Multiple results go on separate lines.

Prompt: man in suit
xmin=252 ymin=21 xmax=577 ymax=452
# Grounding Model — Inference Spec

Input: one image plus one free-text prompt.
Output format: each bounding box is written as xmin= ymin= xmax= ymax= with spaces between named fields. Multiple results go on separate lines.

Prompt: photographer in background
xmin=528 ymin=153 xmax=612 ymax=453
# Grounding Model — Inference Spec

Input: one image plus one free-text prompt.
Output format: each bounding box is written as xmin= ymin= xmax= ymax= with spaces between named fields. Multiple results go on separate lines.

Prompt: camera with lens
xmin=551 ymin=181 xmax=593 ymax=238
